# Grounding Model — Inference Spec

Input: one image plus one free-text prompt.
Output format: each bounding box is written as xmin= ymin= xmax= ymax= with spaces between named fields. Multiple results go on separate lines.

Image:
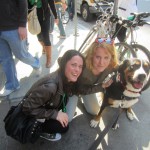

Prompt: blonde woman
xmin=66 ymin=37 xmax=118 ymax=122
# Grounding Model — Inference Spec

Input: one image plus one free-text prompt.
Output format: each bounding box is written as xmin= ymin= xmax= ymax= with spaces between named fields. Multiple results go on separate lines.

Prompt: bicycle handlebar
xmin=109 ymin=13 xmax=150 ymax=28
xmin=131 ymin=12 xmax=150 ymax=20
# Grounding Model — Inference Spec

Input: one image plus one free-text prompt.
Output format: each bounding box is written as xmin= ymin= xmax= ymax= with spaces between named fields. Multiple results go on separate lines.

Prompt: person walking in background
xmin=22 ymin=50 xmax=85 ymax=141
xmin=0 ymin=0 xmax=41 ymax=97
xmin=67 ymin=0 xmax=74 ymax=21
xmin=50 ymin=0 xmax=67 ymax=39
xmin=66 ymin=38 xmax=118 ymax=122
xmin=28 ymin=0 xmax=58 ymax=68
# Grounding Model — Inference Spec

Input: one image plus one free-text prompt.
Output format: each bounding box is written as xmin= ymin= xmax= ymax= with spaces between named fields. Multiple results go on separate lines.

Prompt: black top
xmin=0 ymin=0 xmax=27 ymax=31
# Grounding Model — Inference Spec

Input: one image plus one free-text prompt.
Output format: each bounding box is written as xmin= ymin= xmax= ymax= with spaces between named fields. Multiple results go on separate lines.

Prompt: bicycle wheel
xmin=78 ymin=29 xmax=97 ymax=53
xmin=115 ymin=42 xmax=136 ymax=62
xmin=132 ymin=44 xmax=150 ymax=62
xmin=61 ymin=10 xmax=69 ymax=24
xmin=131 ymin=44 xmax=150 ymax=91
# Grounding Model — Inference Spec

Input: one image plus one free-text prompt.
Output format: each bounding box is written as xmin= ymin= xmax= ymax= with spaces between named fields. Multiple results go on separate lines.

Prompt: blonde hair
xmin=84 ymin=42 xmax=118 ymax=71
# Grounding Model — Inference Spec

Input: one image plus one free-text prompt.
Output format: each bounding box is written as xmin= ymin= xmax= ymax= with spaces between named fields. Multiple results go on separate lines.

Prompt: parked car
xmin=76 ymin=0 xmax=114 ymax=22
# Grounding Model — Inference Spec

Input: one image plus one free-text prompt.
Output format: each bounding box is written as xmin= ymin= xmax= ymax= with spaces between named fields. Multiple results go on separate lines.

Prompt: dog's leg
xmin=90 ymin=103 xmax=106 ymax=128
xmin=126 ymin=107 xmax=135 ymax=120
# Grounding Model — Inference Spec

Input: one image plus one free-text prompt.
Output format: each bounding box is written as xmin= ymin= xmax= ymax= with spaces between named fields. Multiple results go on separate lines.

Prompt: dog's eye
xmin=144 ymin=65 xmax=149 ymax=74
xmin=129 ymin=63 xmax=140 ymax=70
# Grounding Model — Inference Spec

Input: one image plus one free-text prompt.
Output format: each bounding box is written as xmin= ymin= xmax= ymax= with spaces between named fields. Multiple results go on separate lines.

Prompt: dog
xmin=90 ymin=58 xmax=150 ymax=129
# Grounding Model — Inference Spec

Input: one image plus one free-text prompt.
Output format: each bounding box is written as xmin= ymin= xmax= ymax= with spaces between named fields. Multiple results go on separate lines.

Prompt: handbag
xmin=3 ymin=102 xmax=42 ymax=144
xmin=28 ymin=5 xmax=41 ymax=35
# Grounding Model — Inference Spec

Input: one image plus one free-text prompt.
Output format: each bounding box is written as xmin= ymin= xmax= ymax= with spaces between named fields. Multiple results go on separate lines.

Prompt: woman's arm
xmin=73 ymin=83 xmax=104 ymax=95
xmin=22 ymin=83 xmax=58 ymax=120
xmin=48 ymin=0 xmax=58 ymax=19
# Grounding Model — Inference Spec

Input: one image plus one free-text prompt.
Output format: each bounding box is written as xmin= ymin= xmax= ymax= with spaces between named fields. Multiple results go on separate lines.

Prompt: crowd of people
xmin=0 ymin=0 xmax=138 ymax=143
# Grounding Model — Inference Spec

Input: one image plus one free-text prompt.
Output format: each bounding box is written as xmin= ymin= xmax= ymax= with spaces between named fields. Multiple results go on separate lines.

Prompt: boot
xmin=39 ymin=41 xmax=45 ymax=54
xmin=45 ymin=46 xmax=51 ymax=68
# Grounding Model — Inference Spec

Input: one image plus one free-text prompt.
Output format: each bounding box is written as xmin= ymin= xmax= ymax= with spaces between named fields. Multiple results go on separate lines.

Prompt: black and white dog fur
xmin=90 ymin=58 xmax=150 ymax=129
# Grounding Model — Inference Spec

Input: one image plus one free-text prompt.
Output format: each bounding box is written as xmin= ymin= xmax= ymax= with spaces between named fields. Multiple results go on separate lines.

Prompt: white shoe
xmin=0 ymin=86 xmax=20 ymax=97
xmin=40 ymin=133 xmax=61 ymax=141
xmin=34 ymin=66 xmax=42 ymax=77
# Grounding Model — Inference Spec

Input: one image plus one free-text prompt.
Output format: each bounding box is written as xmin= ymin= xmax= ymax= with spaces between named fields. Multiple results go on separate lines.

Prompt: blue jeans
xmin=50 ymin=4 xmax=66 ymax=36
xmin=0 ymin=29 xmax=40 ymax=90
xmin=67 ymin=0 xmax=74 ymax=19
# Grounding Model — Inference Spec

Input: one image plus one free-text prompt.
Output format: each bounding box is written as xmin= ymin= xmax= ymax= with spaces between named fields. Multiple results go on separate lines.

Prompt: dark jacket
xmin=0 ymin=0 xmax=27 ymax=31
xmin=22 ymin=70 xmax=103 ymax=120
xmin=41 ymin=0 xmax=57 ymax=19
xmin=22 ymin=70 xmax=65 ymax=120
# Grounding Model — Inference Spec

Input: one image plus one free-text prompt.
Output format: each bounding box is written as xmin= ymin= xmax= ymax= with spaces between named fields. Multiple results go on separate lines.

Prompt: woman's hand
xmin=18 ymin=27 xmax=27 ymax=40
xmin=102 ymin=79 xmax=113 ymax=88
xmin=56 ymin=111 xmax=68 ymax=127
xmin=55 ymin=19 xmax=59 ymax=25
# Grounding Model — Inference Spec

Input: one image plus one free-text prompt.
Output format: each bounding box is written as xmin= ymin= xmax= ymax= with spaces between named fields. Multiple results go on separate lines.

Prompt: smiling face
xmin=92 ymin=47 xmax=112 ymax=75
xmin=65 ymin=55 xmax=84 ymax=82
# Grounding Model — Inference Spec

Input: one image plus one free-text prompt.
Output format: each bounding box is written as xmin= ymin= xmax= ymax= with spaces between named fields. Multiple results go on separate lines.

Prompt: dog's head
xmin=118 ymin=58 xmax=150 ymax=93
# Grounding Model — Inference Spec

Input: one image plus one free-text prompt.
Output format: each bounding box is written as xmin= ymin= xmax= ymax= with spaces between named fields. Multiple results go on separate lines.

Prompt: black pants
xmin=37 ymin=7 xmax=51 ymax=46
xmin=41 ymin=119 xmax=69 ymax=134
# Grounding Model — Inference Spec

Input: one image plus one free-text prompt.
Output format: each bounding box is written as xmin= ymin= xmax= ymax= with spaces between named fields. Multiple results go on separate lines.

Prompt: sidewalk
xmin=0 ymin=18 xmax=150 ymax=150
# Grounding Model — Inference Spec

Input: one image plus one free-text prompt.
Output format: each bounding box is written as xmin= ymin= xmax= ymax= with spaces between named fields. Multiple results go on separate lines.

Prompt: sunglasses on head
xmin=95 ymin=38 xmax=114 ymax=44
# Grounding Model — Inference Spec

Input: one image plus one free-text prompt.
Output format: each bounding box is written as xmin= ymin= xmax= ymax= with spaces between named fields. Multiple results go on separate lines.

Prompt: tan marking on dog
xmin=109 ymin=98 xmax=139 ymax=108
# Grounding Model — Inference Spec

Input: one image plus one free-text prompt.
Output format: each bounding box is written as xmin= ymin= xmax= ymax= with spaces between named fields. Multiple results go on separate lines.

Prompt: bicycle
xmin=113 ymin=12 xmax=150 ymax=90
xmin=118 ymin=12 xmax=150 ymax=62
xmin=78 ymin=0 xmax=136 ymax=62
xmin=78 ymin=1 xmax=150 ymax=90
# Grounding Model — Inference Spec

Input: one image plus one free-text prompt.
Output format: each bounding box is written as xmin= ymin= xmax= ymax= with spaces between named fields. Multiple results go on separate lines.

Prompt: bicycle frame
xmin=78 ymin=2 xmax=114 ymax=53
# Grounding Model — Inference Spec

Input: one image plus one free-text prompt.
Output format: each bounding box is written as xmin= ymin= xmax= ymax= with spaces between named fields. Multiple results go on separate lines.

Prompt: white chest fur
xmin=110 ymin=98 xmax=139 ymax=108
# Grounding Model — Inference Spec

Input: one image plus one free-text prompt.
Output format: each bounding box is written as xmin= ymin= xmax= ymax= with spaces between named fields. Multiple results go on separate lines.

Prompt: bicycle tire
xmin=115 ymin=42 xmax=136 ymax=62
xmin=131 ymin=44 xmax=150 ymax=91
xmin=78 ymin=29 xmax=97 ymax=53
xmin=132 ymin=44 xmax=150 ymax=62
xmin=61 ymin=10 xmax=69 ymax=24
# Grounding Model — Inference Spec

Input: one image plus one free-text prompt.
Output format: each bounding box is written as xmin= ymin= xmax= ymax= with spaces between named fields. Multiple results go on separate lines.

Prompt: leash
xmin=88 ymin=107 xmax=123 ymax=150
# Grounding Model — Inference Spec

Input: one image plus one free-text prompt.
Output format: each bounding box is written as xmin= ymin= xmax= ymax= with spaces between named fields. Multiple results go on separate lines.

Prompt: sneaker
xmin=34 ymin=66 xmax=42 ymax=77
xmin=58 ymin=35 xmax=66 ymax=39
xmin=0 ymin=86 xmax=20 ymax=97
xmin=40 ymin=133 xmax=61 ymax=141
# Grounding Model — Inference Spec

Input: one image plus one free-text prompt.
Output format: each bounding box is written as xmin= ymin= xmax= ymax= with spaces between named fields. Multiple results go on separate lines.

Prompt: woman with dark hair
xmin=22 ymin=50 xmax=85 ymax=141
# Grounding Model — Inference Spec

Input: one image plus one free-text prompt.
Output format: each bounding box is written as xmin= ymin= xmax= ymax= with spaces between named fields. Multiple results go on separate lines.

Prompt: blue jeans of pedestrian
xmin=50 ymin=4 xmax=66 ymax=36
xmin=67 ymin=0 xmax=74 ymax=19
xmin=0 ymin=29 xmax=40 ymax=90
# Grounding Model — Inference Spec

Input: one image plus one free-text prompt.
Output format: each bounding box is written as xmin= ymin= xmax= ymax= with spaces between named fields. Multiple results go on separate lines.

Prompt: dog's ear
xmin=118 ymin=59 xmax=130 ymax=73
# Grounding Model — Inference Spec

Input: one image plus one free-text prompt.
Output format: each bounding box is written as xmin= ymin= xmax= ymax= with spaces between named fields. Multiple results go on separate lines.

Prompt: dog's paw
xmin=112 ymin=123 xmax=119 ymax=130
xmin=90 ymin=119 xmax=99 ymax=128
xmin=127 ymin=111 xmax=134 ymax=120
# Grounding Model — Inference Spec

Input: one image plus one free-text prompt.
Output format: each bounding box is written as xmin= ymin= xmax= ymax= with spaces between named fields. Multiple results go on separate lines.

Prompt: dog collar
xmin=121 ymin=95 xmax=139 ymax=100
xmin=125 ymin=88 xmax=141 ymax=94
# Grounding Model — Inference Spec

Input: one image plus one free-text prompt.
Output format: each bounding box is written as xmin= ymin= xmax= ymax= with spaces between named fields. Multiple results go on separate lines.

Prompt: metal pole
xmin=113 ymin=0 xmax=119 ymax=15
xmin=74 ymin=0 xmax=78 ymax=50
